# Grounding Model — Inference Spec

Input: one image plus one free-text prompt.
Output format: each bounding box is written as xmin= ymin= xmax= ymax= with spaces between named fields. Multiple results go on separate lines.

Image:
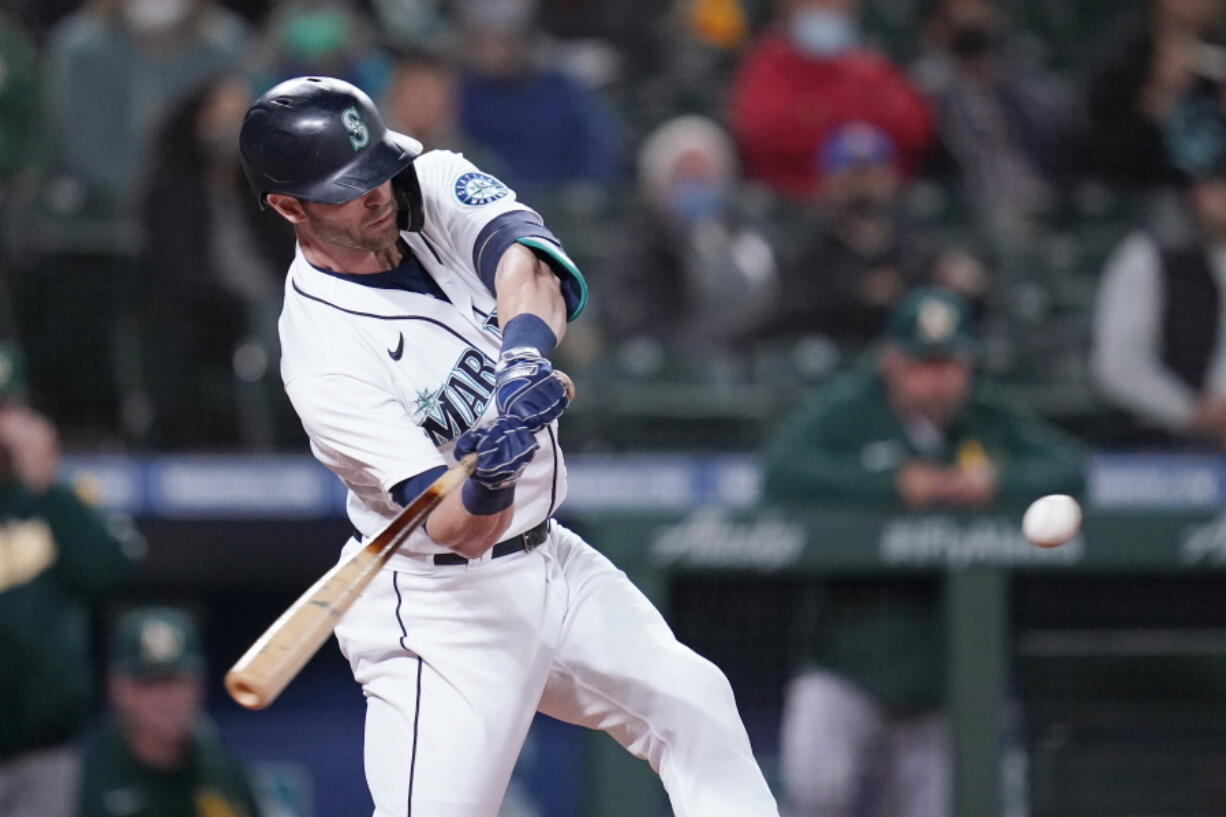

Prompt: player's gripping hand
xmin=454 ymin=415 xmax=539 ymax=490
xmin=495 ymin=347 xmax=569 ymax=431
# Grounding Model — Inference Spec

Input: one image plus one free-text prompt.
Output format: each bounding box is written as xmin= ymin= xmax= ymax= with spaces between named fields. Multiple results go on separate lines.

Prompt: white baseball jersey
xmin=279 ymin=150 xmax=581 ymax=556
xmin=275 ymin=149 xmax=780 ymax=817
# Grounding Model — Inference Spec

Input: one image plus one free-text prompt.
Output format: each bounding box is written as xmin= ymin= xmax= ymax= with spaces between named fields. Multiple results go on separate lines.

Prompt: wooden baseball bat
xmin=225 ymin=371 xmax=575 ymax=710
xmin=225 ymin=454 xmax=476 ymax=709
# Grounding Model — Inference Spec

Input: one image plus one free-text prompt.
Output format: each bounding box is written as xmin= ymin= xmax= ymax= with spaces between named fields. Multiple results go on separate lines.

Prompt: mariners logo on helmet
xmin=454 ymin=172 xmax=509 ymax=206
xmin=341 ymin=106 xmax=370 ymax=151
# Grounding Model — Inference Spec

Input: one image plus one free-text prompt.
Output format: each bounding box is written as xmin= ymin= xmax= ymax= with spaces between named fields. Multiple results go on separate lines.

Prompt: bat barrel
xmin=223 ymin=585 xmax=344 ymax=709
xmin=222 ymin=453 xmax=480 ymax=710
xmin=224 ymin=554 xmax=416 ymax=711
xmin=222 ymin=380 xmax=569 ymax=709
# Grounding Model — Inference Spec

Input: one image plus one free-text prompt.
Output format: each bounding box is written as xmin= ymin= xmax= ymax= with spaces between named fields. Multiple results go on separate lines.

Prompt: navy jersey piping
xmin=300 ymin=239 xmax=448 ymax=303
xmin=545 ymin=425 xmax=559 ymax=519
xmin=408 ymin=657 xmax=423 ymax=815
xmin=418 ymin=230 xmax=444 ymax=264
xmin=392 ymin=571 xmax=423 ymax=814
xmin=393 ymin=571 xmax=410 ymax=651
xmin=291 ymin=280 xmax=480 ymax=349
xmin=305 ymin=247 xmax=440 ymax=293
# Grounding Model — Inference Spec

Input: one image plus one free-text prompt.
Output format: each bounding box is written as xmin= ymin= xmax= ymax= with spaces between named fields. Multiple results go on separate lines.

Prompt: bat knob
xmin=555 ymin=370 xmax=575 ymax=401
xmin=225 ymin=670 xmax=270 ymax=710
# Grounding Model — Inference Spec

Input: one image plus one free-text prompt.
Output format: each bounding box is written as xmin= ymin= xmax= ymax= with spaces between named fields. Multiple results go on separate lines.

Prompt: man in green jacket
xmin=762 ymin=288 xmax=1084 ymax=817
xmin=0 ymin=342 xmax=141 ymax=817
xmin=80 ymin=607 xmax=264 ymax=817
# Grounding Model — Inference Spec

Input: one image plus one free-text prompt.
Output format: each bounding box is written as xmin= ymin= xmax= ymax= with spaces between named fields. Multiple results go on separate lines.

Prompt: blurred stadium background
xmin=6 ymin=0 xmax=1226 ymax=815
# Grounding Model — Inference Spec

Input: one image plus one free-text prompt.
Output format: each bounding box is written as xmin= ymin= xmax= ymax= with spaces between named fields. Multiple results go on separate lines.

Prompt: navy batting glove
xmin=453 ymin=415 xmax=539 ymax=491
xmin=495 ymin=347 xmax=569 ymax=430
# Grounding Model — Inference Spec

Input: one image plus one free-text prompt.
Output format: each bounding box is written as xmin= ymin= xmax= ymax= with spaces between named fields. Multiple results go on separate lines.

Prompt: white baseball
xmin=1022 ymin=494 xmax=1082 ymax=548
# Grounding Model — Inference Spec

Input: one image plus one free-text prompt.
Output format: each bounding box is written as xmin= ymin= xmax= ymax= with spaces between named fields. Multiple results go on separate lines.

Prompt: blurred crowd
xmin=4 ymin=4 xmax=1226 ymax=816
xmin=2 ymin=0 xmax=1226 ymax=453
xmin=0 ymin=340 xmax=265 ymax=817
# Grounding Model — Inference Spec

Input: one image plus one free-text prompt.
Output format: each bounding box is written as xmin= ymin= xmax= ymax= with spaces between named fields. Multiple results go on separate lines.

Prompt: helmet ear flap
xmin=393 ymin=164 xmax=425 ymax=232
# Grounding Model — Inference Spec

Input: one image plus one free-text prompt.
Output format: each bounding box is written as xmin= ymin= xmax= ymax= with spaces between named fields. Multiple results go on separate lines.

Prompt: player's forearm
xmin=494 ymin=244 xmax=567 ymax=346
xmin=425 ymin=491 xmax=514 ymax=559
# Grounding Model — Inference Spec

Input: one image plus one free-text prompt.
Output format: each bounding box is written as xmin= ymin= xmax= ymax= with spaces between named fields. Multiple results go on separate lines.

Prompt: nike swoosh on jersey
xmin=388 ymin=333 xmax=404 ymax=361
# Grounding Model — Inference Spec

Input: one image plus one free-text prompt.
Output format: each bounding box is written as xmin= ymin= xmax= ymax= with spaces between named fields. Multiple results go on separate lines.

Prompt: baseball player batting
xmin=237 ymin=76 xmax=779 ymax=817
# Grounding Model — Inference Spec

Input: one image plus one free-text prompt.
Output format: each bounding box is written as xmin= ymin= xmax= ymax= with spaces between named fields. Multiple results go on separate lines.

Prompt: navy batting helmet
xmin=240 ymin=76 xmax=425 ymax=228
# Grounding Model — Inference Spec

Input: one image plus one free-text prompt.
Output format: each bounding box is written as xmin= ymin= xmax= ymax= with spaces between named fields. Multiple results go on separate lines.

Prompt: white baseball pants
xmin=335 ymin=521 xmax=780 ymax=817
xmin=0 ymin=743 xmax=79 ymax=817
xmin=779 ymin=670 xmax=949 ymax=817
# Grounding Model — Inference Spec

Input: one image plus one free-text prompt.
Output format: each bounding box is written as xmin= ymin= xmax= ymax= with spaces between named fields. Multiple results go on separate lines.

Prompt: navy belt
xmin=433 ymin=519 xmax=551 ymax=566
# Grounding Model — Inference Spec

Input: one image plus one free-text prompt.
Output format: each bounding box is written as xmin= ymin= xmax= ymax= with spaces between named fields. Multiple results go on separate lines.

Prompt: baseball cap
xmin=0 ymin=342 xmax=27 ymax=402
xmin=819 ymin=121 xmax=898 ymax=173
xmin=884 ymin=287 xmax=978 ymax=360
xmin=111 ymin=607 xmax=204 ymax=680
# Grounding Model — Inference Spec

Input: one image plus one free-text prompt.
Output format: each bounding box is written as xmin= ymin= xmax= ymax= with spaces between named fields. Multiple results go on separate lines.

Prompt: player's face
xmin=301 ymin=181 xmax=400 ymax=253
xmin=884 ymin=350 xmax=972 ymax=426
xmin=110 ymin=674 xmax=203 ymax=746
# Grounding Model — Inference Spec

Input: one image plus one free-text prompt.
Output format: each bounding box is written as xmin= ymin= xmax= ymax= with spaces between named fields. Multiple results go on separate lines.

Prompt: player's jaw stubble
xmin=305 ymin=205 xmax=400 ymax=253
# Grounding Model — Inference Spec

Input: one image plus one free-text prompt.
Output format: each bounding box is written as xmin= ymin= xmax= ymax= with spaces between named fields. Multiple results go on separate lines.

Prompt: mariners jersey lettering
xmin=416 ymin=349 xmax=497 ymax=446
xmin=279 ymin=150 xmax=568 ymax=556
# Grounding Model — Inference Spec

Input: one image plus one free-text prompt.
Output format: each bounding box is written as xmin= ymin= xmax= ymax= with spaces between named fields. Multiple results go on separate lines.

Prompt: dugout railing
xmin=81 ymin=453 xmax=1226 ymax=816
xmin=576 ymin=506 xmax=1226 ymax=817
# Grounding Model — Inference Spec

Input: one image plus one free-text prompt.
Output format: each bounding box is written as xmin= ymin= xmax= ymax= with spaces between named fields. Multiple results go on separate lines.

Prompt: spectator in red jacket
xmin=729 ymin=0 xmax=934 ymax=199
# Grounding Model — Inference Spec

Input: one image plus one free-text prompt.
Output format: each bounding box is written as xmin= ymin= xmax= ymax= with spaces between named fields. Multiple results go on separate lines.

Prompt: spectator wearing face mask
xmin=252 ymin=1 xmax=392 ymax=101
xmin=367 ymin=0 xmax=449 ymax=51
xmin=38 ymin=0 xmax=247 ymax=248
xmin=455 ymin=0 xmax=623 ymax=197
xmin=729 ymin=0 xmax=934 ymax=199
xmin=15 ymin=0 xmax=247 ymax=444
xmin=1087 ymin=0 xmax=1225 ymax=188
xmin=381 ymin=49 xmax=504 ymax=173
xmin=1093 ymin=104 xmax=1226 ymax=447
xmin=750 ymin=122 xmax=987 ymax=349
xmin=912 ymin=0 xmax=1072 ymax=241
xmin=600 ymin=115 xmax=777 ymax=368
xmin=138 ymin=74 xmax=295 ymax=450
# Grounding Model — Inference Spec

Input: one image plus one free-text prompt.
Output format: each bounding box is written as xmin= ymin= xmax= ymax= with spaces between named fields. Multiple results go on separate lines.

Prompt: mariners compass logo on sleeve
xmin=454 ymin=171 xmax=510 ymax=206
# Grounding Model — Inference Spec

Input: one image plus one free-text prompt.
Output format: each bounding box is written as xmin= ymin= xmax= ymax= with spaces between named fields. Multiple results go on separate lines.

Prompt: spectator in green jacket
xmin=80 ymin=606 xmax=264 ymax=817
xmin=762 ymin=288 xmax=1084 ymax=817
xmin=0 ymin=341 xmax=142 ymax=817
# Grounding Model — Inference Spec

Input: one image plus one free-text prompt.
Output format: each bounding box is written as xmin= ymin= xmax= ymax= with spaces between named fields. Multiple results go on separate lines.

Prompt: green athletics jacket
xmin=761 ymin=362 xmax=1085 ymax=712
xmin=80 ymin=717 xmax=263 ymax=817
xmin=0 ymin=480 xmax=140 ymax=757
